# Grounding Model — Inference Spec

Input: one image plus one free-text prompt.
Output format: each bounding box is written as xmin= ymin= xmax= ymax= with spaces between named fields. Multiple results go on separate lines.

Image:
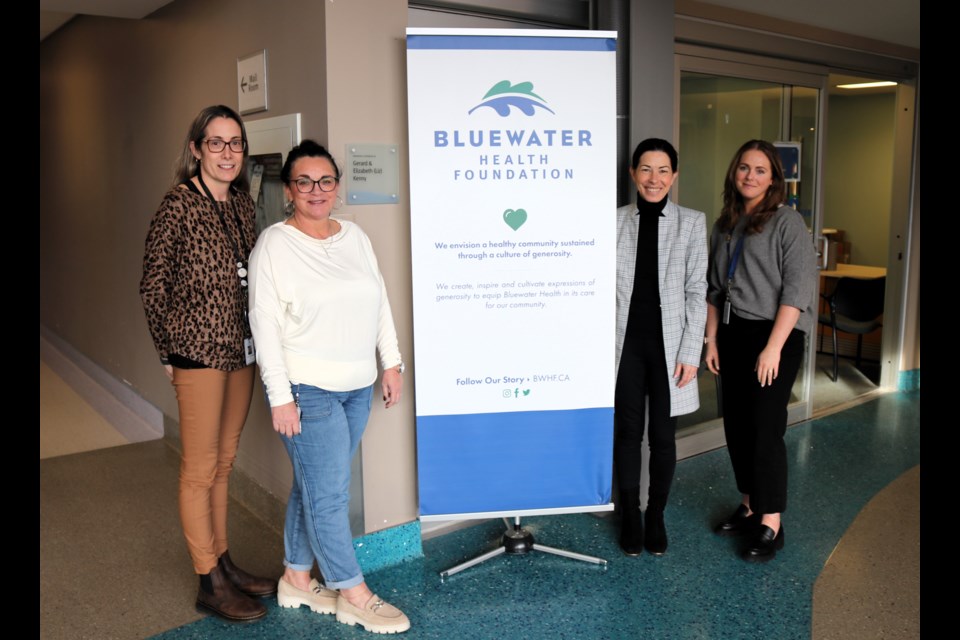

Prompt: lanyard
xmin=726 ymin=232 xmax=746 ymax=283
xmin=723 ymin=231 xmax=746 ymax=325
xmin=196 ymin=173 xmax=251 ymax=292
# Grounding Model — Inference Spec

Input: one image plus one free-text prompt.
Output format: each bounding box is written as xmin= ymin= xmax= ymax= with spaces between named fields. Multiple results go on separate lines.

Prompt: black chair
xmin=818 ymin=276 xmax=885 ymax=382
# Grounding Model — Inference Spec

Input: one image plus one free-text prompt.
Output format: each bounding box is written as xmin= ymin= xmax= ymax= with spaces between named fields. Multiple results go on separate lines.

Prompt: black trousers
xmin=614 ymin=335 xmax=678 ymax=511
xmin=718 ymin=313 xmax=804 ymax=515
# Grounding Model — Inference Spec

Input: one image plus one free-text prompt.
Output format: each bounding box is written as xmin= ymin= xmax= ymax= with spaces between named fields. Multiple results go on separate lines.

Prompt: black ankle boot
xmin=619 ymin=488 xmax=643 ymax=556
xmin=644 ymin=508 xmax=668 ymax=555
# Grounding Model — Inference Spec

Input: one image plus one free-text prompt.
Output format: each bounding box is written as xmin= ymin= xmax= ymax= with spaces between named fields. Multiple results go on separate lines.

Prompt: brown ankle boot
xmin=196 ymin=564 xmax=267 ymax=622
xmin=219 ymin=550 xmax=277 ymax=597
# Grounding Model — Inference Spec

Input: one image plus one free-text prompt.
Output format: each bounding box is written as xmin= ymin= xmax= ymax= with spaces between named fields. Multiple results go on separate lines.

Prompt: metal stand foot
xmin=440 ymin=516 xmax=607 ymax=580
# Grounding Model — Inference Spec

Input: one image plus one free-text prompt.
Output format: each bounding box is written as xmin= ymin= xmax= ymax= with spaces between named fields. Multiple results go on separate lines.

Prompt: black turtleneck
xmin=624 ymin=193 xmax=667 ymax=349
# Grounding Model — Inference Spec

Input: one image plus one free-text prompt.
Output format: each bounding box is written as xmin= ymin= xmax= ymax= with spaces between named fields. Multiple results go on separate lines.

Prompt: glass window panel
xmin=676 ymin=71 xmax=820 ymax=433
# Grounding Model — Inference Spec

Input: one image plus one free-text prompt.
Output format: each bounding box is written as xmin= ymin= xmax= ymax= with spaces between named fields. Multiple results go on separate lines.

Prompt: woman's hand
xmin=272 ymin=402 xmax=300 ymax=437
xmin=674 ymin=362 xmax=699 ymax=388
xmin=755 ymin=346 xmax=781 ymax=387
xmin=704 ymin=303 xmax=721 ymax=375
xmin=382 ymin=368 xmax=403 ymax=409
xmin=755 ymin=305 xmax=801 ymax=387
xmin=705 ymin=342 xmax=720 ymax=375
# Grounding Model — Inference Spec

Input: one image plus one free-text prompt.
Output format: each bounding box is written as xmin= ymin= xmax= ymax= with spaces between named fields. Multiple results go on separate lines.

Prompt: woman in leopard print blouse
xmin=140 ymin=105 xmax=274 ymax=622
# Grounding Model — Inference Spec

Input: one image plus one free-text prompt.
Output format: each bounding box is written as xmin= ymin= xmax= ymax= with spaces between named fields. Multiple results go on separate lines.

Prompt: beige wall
xmin=39 ymin=0 xmax=330 ymax=507
xmin=823 ymin=92 xmax=896 ymax=267
xmin=39 ymin=0 xmax=420 ymax=534
xmin=324 ymin=0 xmax=418 ymax=532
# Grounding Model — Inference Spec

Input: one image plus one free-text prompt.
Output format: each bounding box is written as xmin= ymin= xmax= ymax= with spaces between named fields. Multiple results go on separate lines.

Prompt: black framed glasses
xmin=202 ymin=138 xmax=247 ymax=153
xmin=292 ymin=176 xmax=340 ymax=193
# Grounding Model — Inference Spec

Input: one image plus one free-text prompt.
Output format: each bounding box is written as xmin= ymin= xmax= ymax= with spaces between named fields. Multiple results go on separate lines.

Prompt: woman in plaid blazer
xmin=614 ymin=138 xmax=708 ymax=557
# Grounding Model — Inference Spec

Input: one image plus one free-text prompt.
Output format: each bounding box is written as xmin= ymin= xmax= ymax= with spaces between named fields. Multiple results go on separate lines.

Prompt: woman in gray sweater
xmin=704 ymin=140 xmax=816 ymax=562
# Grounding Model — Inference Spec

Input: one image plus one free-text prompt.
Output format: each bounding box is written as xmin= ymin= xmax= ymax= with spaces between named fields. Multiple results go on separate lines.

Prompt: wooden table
xmin=820 ymin=264 xmax=887 ymax=280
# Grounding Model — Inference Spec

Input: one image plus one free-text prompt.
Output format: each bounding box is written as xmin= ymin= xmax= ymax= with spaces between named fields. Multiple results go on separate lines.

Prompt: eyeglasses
xmin=291 ymin=176 xmax=339 ymax=193
xmin=202 ymin=138 xmax=247 ymax=153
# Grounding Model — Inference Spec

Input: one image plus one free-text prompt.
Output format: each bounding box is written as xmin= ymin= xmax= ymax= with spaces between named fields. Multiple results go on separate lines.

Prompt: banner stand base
xmin=439 ymin=516 xmax=607 ymax=581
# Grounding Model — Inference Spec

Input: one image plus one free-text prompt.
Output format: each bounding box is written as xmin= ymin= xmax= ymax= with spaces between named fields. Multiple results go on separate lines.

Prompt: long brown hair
xmin=718 ymin=139 xmax=787 ymax=234
xmin=172 ymin=105 xmax=250 ymax=192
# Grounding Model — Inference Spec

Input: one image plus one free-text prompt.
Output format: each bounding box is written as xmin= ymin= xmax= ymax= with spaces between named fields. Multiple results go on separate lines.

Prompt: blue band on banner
xmin=416 ymin=408 xmax=613 ymax=517
xmin=407 ymin=35 xmax=616 ymax=52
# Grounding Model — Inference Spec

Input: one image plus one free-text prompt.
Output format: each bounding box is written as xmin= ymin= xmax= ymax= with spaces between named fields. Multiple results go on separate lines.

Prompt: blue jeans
xmin=281 ymin=383 xmax=373 ymax=589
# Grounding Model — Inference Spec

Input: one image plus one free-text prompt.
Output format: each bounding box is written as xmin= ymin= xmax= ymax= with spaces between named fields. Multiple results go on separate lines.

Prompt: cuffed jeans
xmin=280 ymin=383 xmax=373 ymax=590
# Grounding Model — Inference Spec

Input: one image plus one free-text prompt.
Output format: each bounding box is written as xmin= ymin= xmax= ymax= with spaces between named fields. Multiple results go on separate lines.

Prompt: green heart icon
xmin=503 ymin=208 xmax=527 ymax=231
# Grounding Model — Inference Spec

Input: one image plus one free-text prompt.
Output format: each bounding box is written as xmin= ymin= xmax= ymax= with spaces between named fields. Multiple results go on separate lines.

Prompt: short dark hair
xmin=281 ymin=140 xmax=341 ymax=183
xmin=630 ymin=138 xmax=678 ymax=172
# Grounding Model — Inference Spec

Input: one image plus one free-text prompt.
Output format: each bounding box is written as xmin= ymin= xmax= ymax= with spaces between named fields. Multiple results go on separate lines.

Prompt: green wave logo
xmin=468 ymin=81 xmax=555 ymax=117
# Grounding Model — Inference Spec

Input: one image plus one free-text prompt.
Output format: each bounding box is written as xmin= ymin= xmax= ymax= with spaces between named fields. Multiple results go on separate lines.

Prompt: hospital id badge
xmin=723 ymin=298 xmax=732 ymax=325
xmin=244 ymin=336 xmax=256 ymax=365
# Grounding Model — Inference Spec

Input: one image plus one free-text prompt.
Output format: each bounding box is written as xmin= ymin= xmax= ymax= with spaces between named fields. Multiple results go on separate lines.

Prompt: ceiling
xmin=700 ymin=0 xmax=919 ymax=49
xmin=40 ymin=0 xmax=173 ymax=40
xmin=40 ymin=0 xmax=920 ymax=51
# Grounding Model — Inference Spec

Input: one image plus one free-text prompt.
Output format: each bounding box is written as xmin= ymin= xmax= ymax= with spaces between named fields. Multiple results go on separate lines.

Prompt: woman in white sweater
xmin=248 ymin=140 xmax=409 ymax=634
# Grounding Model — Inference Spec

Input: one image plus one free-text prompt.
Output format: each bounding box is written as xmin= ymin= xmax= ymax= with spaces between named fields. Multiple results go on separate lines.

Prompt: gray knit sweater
xmin=706 ymin=206 xmax=817 ymax=334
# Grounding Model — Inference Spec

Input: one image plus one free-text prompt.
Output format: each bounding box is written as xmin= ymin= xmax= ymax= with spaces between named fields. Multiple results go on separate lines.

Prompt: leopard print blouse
xmin=140 ymin=185 xmax=257 ymax=371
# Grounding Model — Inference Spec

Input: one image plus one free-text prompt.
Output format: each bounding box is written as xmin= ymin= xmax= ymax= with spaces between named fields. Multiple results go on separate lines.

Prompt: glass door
xmin=673 ymin=53 xmax=827 ymax=447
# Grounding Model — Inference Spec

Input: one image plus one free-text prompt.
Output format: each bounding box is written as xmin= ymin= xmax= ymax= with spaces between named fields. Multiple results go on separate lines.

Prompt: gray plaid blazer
xmin=615 ymin=201 xmax=708 ymax=416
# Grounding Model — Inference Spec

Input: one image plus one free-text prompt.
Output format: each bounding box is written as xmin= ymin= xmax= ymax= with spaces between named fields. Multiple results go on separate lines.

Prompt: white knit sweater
xmin=249 ymin=219 xmax=402 ymax=407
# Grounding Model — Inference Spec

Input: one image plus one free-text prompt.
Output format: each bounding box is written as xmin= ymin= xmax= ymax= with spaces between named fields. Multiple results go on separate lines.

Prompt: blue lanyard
xmin=726 ymin=233 xmax=746 ymax=283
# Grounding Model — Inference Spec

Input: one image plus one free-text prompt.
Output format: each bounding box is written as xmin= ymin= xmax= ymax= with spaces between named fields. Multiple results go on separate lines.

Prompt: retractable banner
xmin=407 ymin=29 xmax=617 ymax=519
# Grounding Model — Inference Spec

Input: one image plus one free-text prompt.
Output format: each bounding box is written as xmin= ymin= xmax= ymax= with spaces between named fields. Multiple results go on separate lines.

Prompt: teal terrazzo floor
xmin=153 ymin=391 xmax=920 ymax=640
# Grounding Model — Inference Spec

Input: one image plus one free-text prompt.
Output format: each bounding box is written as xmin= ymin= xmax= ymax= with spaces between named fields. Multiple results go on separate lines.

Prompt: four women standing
xmin=142 ymin=115 xmax=810 ymax=630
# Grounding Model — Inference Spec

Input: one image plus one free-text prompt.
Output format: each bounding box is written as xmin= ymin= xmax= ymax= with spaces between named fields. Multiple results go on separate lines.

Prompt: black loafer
xmin=743 ymin=525 xmax=784 ymax=563
xmin=714 ymin=504 xmax=760 ymax=537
